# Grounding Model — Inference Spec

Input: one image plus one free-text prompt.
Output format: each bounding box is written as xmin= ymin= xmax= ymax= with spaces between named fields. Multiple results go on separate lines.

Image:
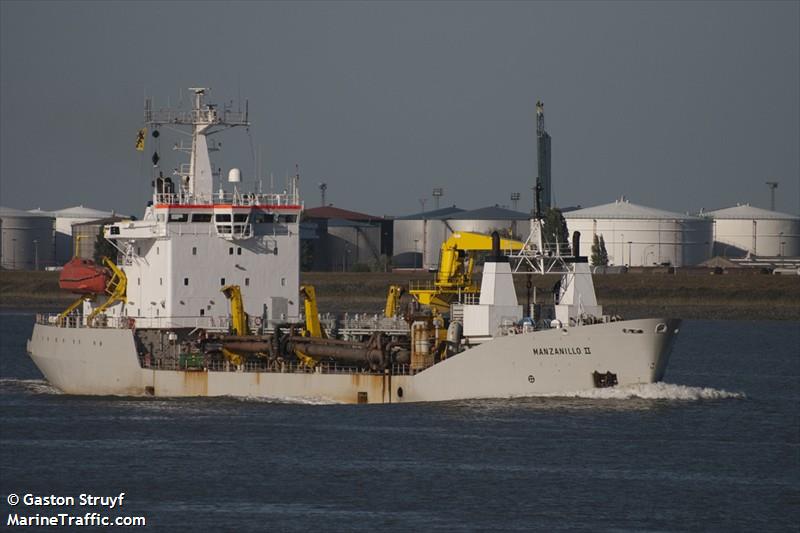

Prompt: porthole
xmin=397 ymin=387 xmax=404 ymax=398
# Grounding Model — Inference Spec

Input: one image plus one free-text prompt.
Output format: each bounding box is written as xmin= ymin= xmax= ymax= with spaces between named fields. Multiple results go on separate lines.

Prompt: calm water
xmin=1 ymin=312 xmax=798 ymax=532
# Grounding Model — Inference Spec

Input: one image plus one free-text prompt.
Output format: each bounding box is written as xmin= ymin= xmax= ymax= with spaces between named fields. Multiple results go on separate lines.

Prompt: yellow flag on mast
xmin=135 ymin=128 xmax=146 ymax=151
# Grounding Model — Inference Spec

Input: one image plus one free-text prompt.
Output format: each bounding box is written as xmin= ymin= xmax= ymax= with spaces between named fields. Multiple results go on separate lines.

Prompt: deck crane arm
xmin=220 ymin=285 xmax=250 ymax=366
xmin=299 ymin=285 xmax=325 ymax=338
xmin=87 ymin=257 xmax=128 ymax=326
xmin=221 ymin=285 xmax=249 ymax=336
xmin=410 ymin=231 xmax=525 ymax=311
xmin=384 ymin=285 xmax=404 ymax=318
xmin=294 ymin=285 xmax=324 ymax=367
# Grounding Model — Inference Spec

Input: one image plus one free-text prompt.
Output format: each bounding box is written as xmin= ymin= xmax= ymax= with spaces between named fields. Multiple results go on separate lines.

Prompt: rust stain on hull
xmin=349 ymin=373 xmax=391 ymax=404
xmin=183 ymin=371 xmax=209 ymax=395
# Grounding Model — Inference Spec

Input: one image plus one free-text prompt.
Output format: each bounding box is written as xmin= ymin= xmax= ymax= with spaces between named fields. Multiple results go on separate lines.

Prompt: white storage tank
xmin=444 ymin=206 xmax=531 ymax=244
xmin=701 ymin=204 xmax=800 ymax=257
xmin=392 ymin=206 xmax=463 ymax=269
xmin=0 ymin=206 xmax=55 ymax=270
xmin=29 ymin=205 xmax=118 ymax=264
xmin=326 ymin=218 xmax=383 ymax=268
xmin=564 ymin=198 xmax=713 ymax=267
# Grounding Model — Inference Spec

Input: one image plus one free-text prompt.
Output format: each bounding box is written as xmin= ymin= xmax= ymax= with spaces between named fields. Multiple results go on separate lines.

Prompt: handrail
xmin=154 ymin=191 xmax=301 ymax=207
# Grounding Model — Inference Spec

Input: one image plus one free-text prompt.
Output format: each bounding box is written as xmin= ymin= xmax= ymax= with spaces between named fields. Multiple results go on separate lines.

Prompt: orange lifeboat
xmin=59 ymin=258 xmax=109 ymax=294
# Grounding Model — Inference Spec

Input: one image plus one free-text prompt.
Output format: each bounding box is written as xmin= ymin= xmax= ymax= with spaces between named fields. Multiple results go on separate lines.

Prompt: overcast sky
xmin=1 ymin=1 xmax=798 ymax=218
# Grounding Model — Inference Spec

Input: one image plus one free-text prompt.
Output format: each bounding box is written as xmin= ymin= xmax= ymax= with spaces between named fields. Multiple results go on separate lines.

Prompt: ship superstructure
xmin=95 ymin=88 xmax=301 ymax=329
xmin=27 ymin=90 xmax=680 ymax=403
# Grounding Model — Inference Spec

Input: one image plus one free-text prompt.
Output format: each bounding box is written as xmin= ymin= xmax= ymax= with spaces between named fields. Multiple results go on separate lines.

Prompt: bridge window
xmin=215 ymin=214 xmax=231 ymax=222
xmin=169 ymin=213 xmax=189 ymax=223
xmin=234 ymin=214 xmax=249 ymax=223
xmin=191 ymin=213 xmax=212 ymax=223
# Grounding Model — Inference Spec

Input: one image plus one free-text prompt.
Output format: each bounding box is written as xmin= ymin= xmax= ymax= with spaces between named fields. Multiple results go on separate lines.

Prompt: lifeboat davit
xmin=59 ymin=258 xmax=109 ymax=294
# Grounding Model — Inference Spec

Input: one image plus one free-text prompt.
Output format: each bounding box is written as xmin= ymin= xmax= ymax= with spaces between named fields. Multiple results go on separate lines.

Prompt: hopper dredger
xmin=27 ymin=88 xmax=680 ymax=403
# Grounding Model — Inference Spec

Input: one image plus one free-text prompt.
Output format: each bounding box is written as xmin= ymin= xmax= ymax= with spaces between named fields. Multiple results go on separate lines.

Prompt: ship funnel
xmin=488 ymin=231 xmax=508 ymax=263
xmin=228 ymin=168 xmax=241 ymax=183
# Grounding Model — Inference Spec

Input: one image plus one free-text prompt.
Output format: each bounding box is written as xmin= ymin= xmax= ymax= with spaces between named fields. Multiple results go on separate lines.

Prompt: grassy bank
xmin=1 ymin=269 xmax=798 ymax=320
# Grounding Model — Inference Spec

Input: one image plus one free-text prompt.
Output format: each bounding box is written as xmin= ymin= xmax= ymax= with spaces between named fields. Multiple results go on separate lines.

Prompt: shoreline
xmin=2 ymin=270 xmax=798 ymax=321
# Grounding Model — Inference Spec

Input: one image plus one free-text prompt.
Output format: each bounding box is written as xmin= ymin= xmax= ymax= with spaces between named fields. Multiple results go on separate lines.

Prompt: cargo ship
xmin=27 ymin=88 xmax=680 ymax=404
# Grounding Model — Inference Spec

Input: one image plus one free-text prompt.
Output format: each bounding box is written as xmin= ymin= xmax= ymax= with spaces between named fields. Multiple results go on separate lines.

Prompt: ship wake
xmin=0 ymin=378 xmax=63 ymax=395
xmin=544 ymin=382 xmax=745 ymax=401
xmin=230 ymin=395 xmax=341 ymax=406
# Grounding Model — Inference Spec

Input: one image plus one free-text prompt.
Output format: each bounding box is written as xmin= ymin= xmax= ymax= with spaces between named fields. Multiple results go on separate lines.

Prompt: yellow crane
xmin=87 ymin=257 xmax=128 ymax=326
xmin=299 ymin=285 xmax=324 ymax=339
xmin=221 ymin=285 xmax=250 ymax=336
xmin=295 ymin=285 xmax=325 ymax=367
xmin=384 ymin=285 xmax=405 ymax=318
xmin=220 ymin=285 xmax=249 ymax=365
xmin=58 ymin=254 xmax=128 ymax=327
xmin=409 ymin=231 xmax=524 ymax=312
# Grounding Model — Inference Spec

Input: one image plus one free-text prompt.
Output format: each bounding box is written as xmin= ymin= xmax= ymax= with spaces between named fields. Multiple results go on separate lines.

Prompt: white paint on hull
xmin=28 ymin=319 xmax=679 ymax=404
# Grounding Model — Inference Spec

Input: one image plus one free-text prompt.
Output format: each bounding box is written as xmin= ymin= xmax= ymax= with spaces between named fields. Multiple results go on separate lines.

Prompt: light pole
xmin=642 ymin=245 xmax=655 ymax=266
xmin=766 ymin=181 xmax=778 ymax=211
xmin=432 ymin=188 xmax=443 ymax=210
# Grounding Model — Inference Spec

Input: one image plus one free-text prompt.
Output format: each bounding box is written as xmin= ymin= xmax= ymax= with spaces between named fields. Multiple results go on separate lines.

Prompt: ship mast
xmin=144 ymin=88 xmax=249 ymax=202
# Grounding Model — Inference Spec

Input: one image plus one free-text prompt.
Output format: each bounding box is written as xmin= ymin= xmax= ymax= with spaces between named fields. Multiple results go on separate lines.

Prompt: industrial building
xmin=28 ymin=205 xmax=121 ymax=264
xmin=700 ymin=204 xmax=800 ymax=257
xmin=392 ymin=205 xmax=530 ymax=269
xmin=302 ymin=206 xmax=392 ymax=271
xmin=72 ymin=216 xmax=134 ymax=260
xmin=564 ymin=198 xmax=713 ymax=267
xmin=0 ymin=206 xmax=55 ymax=270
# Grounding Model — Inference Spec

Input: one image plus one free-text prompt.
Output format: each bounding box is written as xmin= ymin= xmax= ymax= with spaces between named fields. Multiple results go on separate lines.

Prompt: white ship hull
xmin=27 ymin=318 xmax=679 ymax=404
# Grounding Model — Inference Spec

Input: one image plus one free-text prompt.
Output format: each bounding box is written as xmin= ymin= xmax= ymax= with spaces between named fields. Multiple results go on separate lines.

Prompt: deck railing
xmin=137 ymin=354 xmax=413 ymax=376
